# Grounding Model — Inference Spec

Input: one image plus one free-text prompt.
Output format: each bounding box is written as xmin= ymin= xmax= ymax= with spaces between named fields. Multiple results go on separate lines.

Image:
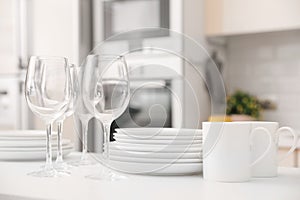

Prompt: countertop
xmin=0 ymin=153 xmax=300 ymax=200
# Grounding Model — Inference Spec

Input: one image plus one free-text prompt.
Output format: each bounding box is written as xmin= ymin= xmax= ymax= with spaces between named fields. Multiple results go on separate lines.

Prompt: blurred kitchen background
xmin=1 ymin=0 xmax=300 ymax=166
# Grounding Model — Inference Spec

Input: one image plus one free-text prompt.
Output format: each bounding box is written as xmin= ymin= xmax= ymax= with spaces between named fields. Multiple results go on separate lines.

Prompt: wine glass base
xmin=53 ymin=162 xmax=72 ymax=176
xmin=69 ymin=158 xmax=97 ymax=167
xmin=28 ymin=168 xmax=58 ymax=178
xmin=85 ymin=168 xmax=127 ymax=181
xmin=69 ymin=153 xmax=97 ymax=167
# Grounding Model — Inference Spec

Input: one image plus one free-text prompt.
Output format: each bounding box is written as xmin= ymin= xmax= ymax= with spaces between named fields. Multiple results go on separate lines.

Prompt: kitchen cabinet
xmin=0 ymin=76 xmax=21 ymax=129
xmin=205 ymin=0 xmax=300 ymax=36
xmin=0 ymin=0 xmax=19 ymax=74
xmin=27 ymin=0 xmax=80 ymax=64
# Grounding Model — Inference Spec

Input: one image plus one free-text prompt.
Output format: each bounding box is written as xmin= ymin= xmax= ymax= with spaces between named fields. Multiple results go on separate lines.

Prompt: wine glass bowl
xmin=94 ymin=60 xmax=130 ymax=122
xmin=26 ymin=57 xmax=71 ymax=122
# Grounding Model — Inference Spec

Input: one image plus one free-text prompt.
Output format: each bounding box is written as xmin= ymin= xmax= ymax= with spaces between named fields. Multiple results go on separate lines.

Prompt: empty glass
xmin=82 ymin=55 xmax=130 ymax=180
xmin=25 ymin=56 xmax=71 ymax=177
xmin=54 ymin=64 xmax=78 ymax=174
xmin=69 ymin=60 xmax=95 ymax=166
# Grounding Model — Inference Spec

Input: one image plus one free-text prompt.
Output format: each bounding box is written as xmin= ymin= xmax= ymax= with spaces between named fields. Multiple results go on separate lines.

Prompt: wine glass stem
xmin=103 ymin=122 xmax=111 ymax=159
xmin=81 ymin=120 xmax=89 ymax=160
xmin=45 ymin=123 xmax=53 ymax=170
xmin=56 ymin=120 xmax=64 ymax=163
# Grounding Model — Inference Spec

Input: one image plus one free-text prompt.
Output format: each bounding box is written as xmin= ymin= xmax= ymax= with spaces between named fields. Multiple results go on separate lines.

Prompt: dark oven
xmin=110 ymin=79 xmax=172 ymax=140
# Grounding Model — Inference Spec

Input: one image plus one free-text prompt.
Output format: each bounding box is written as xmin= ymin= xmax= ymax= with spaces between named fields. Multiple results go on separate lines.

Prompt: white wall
xmin=225 ymin=30 xmax=300 ymax=130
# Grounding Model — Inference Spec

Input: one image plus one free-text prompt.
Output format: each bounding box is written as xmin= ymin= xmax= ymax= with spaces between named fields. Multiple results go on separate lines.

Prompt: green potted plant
xmin=226 ymin=90 xmax=261 ymax=121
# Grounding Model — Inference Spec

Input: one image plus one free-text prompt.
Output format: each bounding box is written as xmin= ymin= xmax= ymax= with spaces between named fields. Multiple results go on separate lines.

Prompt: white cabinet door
xmin=0 ymin=0 xmax=19 ymax=74
xmin=205 ymin=0 xmax=300 ymax=36
xmin=0 ymin=76 xmax=21 ymax=129
xmin=27 ymin=0 xmax=80 ymax=64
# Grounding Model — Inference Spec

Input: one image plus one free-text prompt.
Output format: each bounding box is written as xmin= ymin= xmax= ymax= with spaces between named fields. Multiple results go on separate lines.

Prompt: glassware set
xmin=24 ymin=55 xmax=130 ymax=180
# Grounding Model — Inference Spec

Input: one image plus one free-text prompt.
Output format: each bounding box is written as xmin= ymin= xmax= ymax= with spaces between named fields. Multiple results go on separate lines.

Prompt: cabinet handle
xmin=0 ymin=91 xmax=8 ymax=95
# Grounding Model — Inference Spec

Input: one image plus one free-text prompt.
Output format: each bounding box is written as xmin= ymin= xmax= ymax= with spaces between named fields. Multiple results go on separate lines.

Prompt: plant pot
xmin=208 ymin=115 xmax=232 ymax=122
xmin=230 ymin=114 xmax=255 ymax=121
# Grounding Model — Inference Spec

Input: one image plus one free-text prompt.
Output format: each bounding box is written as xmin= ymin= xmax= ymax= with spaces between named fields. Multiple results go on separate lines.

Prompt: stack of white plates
xmin=107 ymin=128 xmax=202 ymax=175
xmin=0 ymin=130 xmax=74 ymax=161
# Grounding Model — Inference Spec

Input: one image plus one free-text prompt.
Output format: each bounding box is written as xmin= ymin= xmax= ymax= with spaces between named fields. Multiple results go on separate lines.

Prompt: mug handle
xmin=250 ymin=127 xmax=273 ymax=167
xmin=276 ymin=127 xmax=299 ymax=162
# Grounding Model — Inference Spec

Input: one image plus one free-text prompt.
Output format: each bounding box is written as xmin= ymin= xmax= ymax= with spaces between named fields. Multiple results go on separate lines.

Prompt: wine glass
xmin=54 ymin=64 xmax=78 ymax=174
xmin=25 ymin=56 xmax=71 ymax=177
xmin=69 ymin=58 xmax=96 ymax=166
xmin=82 ymin=54 xmax=130 ymax=180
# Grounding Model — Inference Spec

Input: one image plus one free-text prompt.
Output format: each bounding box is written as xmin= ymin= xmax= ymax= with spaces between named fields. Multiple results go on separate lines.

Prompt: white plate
xmin=107 ymin=142 xmax=202 ymax=153
xmin=113 ymin=133 xmax=202 ymax=140
xmin=109 ymin=149 xmax=202 ymax=159
xmin=0 ymin=137 xmax=57 ymax=141
xmin=116 ymin=128 xmax=202 ymax=137
xmin=114 ymin=137 xmax=202 ymax=145
xmin=109 ymin=160 xmax=202 ymax=175
xmin=0 ymin=130 xmax=57 ymax=138
xmin=0 ymin=146 xmax=74 ymax=161
xmin=110 ymin=155 xmax=202 ymax=163
xmin=0 ymin=144 xmax=74 ymax=152
xmin=0 ymin=139 xmax=71 ymax=148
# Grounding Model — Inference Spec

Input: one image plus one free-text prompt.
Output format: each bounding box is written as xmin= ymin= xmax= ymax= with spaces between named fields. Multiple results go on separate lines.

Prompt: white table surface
xmin=0 ymin=153 xmax=300 ymax=200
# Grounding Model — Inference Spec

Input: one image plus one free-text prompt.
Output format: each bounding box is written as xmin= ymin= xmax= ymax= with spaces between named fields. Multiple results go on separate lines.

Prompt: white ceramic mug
xmin=202 ymin=122 xmax=272 ymax=182
xmin=249 ymin=121 xmax=298 ymax=177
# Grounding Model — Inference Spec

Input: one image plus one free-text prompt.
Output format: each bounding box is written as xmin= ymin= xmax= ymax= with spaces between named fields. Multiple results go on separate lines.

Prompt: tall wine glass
xmin=82 ymin=55 xmax=130 ymax=180
xmin=69 ymin=58 xmax=95 ymax=166
xmin=25 ymin=56 xmax=71 ymax=177
xmin=54 ymin=64 xmax=78 ymax=174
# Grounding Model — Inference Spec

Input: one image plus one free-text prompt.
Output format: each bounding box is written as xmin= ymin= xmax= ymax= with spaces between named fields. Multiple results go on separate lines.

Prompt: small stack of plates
xmin=107 ymin=128 xmax=202 ymax=175
xmin=0 ymin=130 xmax=74 ymax=161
